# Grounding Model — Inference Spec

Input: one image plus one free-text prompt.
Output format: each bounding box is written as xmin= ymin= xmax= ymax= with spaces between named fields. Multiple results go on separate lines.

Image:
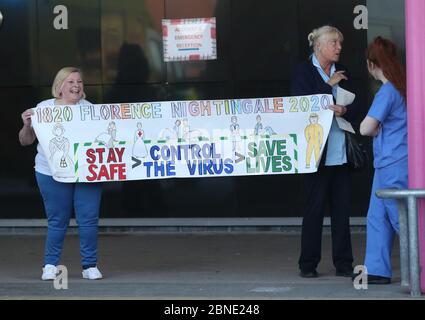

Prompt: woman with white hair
xmin=291 ymin=26 xmax=360 ymax=278
xmin=19 ymin=67 xmax=103 ymax=281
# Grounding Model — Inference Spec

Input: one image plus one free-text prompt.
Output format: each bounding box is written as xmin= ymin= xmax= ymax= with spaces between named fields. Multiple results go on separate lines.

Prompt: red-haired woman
xmin=359 ymin=37 xmax=407 ymax=284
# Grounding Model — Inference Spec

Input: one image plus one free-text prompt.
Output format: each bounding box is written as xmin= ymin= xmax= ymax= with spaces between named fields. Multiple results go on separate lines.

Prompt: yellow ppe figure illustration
xmin=305 ymin=113 xmax=323 ymax=168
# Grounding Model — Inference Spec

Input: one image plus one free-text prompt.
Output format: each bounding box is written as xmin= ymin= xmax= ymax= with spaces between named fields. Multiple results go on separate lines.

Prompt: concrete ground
xmin=0 ymin=230 xmax=422 ymax=300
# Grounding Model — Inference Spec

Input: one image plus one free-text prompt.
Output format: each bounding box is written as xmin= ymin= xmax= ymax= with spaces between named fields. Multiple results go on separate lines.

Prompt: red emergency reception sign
xmin=162 ymin=17 xmax=217 ymax=62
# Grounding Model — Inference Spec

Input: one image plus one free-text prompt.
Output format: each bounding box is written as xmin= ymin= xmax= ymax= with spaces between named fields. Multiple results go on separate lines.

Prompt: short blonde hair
xmin=51 ymin=67 xmax=86 ymax=99
xmin=308 ymin=25 xmax=344 ymax=49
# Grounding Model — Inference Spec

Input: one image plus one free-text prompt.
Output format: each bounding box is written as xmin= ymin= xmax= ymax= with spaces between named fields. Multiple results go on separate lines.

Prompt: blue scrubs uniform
xmin=364 ymin=81 xmax=408 ymax=278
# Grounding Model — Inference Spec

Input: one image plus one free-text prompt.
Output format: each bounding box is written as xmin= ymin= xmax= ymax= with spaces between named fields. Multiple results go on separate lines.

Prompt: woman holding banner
xmin=291 ymin=25 xmax=360 ymax=278
xmin=358 ymin=37 xmax=407 ymax=284
xmin=19 ymin=67 xmax=103 ymax=281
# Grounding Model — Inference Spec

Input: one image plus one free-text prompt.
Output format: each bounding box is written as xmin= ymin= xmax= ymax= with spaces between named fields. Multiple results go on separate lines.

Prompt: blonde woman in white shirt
xmin=19 ymin=67 xmax=103 ymax=281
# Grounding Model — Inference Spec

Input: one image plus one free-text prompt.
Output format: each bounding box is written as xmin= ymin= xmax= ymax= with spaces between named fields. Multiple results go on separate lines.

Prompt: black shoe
xmin=367 ymin=274 xmax=391 ymax=285
xmin=300 ymin=269 xmax=318 ymax=278
xmin=351 ymin=273 xmax=391 ymax=284
xmin=335 ymin=268 xmax=354 ymax=277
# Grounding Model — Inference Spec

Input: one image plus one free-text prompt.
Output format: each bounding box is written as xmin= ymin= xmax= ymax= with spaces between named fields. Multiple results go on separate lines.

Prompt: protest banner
xmin=31 ymin=94 xmax=334 ymax=183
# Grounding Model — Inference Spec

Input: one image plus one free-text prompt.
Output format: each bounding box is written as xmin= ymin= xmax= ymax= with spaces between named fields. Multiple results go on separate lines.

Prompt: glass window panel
xmin=101 ymin=0 xmax=165 ymax=85
xmin=231 ymin=0 xmax=298 ymax=81
xmin=38 ymin=0 xmax=101 ymax=85
xmin=0 ymin=0 xmax=37 ymax=86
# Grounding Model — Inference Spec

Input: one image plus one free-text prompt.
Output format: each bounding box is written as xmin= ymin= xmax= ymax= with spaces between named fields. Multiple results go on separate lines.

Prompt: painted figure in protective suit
xmin=305 ymin=113 xmax=323 ymax=169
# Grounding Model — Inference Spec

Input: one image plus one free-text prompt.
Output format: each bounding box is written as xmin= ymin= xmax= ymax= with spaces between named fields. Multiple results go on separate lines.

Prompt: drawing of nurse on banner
xmin=95 ymin=121 xmax=117 ymax=148
xmin=181 ymin=118 xmax=201 ymax=141
xmin=132 ymin=122 xmax=148 ymax=158
xmin=159 ymin=119 xmax=182 ymax=140
xmin=49 ymin=123 xmax=74 ymax=177
xmin=230 ymin=116 xmax=241 ymax=152
xmin=254 ymin=115 xmax=276 ymax=136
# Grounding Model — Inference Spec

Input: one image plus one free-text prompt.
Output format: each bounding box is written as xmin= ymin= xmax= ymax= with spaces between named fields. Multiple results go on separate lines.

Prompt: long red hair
xmin=366 ymin=36 xmax=406 ymax=100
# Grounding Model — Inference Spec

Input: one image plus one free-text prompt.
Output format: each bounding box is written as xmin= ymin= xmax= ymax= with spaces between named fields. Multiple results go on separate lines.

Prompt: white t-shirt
xmin=34 ymin=98 xmax=91 ymax=176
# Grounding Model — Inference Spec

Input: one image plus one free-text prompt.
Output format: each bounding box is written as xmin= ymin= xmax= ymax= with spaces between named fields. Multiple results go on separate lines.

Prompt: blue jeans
xmin=36 ymin=172 xmax=102 ymax=268
xmin=364 ymin=158 xmax=408 ymax=278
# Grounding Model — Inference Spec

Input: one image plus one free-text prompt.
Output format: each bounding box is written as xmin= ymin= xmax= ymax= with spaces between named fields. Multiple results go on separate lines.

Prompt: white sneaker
xmin=82 ymin=266 xmax=103 ymax=280
xmin=41 ymin=264 xmax=58 ymax=280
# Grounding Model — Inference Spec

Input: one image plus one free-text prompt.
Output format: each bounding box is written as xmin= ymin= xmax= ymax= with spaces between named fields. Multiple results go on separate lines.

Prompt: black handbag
xmin=345 ymin=132 xmax=368 ymax=171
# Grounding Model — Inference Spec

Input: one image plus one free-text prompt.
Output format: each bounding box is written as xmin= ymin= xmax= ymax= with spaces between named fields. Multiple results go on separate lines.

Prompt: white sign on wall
xmin=162 ymin=17 xmax=217 ymax=62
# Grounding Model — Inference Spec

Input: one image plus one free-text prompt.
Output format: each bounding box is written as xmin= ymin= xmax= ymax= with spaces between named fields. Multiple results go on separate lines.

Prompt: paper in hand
xmin=335 ymin=87 xmax=356 ymax=133
xmin=336 ymin=117 xmax=355 ymax=133
xmin=336 ymin=87 xmax=356 ymax=107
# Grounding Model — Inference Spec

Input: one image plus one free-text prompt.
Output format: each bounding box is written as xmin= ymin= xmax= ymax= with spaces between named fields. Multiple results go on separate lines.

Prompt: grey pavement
xmin=0 ymin=230 xmax=422 ymax=300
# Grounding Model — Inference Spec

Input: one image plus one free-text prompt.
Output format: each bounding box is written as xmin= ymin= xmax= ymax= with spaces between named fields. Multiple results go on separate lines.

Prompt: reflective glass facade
xmin=0 ymin=0 xmax=405 ymax=218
